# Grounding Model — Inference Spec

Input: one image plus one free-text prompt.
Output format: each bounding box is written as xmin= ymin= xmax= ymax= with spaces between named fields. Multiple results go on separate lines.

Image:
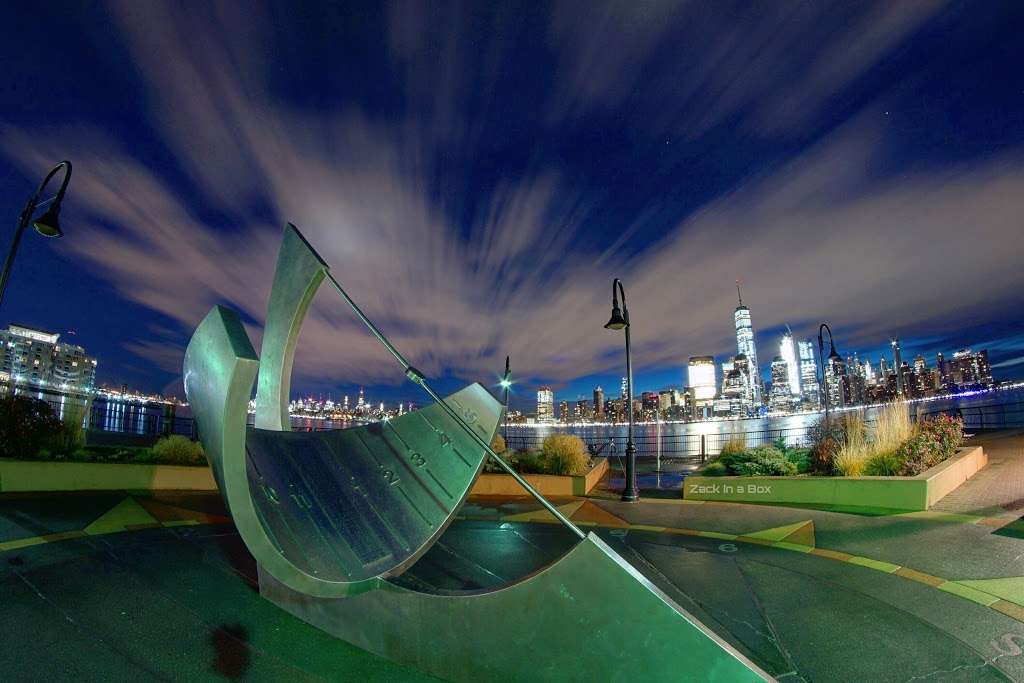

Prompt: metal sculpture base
xmin=259 ymin=533 xmax=764 ymax=681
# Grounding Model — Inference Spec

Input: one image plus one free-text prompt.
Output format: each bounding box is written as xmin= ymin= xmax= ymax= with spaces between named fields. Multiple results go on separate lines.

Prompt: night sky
xmin=2 ymin=1 xmax=1024 ymax=410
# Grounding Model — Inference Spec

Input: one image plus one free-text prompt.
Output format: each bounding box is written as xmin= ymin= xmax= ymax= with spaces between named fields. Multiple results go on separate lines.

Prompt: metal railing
xmin=504 ymin=425 xmax=816 ymax=462
xmin=914 ymin=400 xmax=1024 ymax=430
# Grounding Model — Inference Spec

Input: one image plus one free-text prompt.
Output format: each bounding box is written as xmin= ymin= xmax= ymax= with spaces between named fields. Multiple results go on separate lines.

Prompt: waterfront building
xmin=733 ymin=284 xmax=762 ymax=405
xmin=620 ymin=376 xmax=628 ymax=400
xmin=640 ymin=392 xmax=658 ymax=421
xmin=688 ymin=356 xmax=716 ymax=418
xmin=949 ymin=349 xmax=993 ymax=387
xmin=891 ymin=338 xmax=904 ymax=396
xmin=797 ymin=339 xmax=819 ymax=408
xmin=536 ymin=386 xmax=554 ymax=423
xmin=826 ymin=353 xmax=846 ymax=408
xmin=0 ymin=324 xmax=97 ymax=392
xmin=779 ymin=329 xmax=801 ymax=397
xmin=769 ymin=356 xmax=796 ymax=412
xmin=558 ymin=400 xmax=570 ymax=423
xmin=575 ymin=398 xmax=593 ymax=422
xmin=593 ymin=386 xmax=604 ymax=419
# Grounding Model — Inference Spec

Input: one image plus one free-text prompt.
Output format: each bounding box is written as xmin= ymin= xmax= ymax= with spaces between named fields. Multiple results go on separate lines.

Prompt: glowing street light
xmin=604 ymin=278 xmax=638 ymax=502
xmin=0 ymin=161 xmax=73 ymax=310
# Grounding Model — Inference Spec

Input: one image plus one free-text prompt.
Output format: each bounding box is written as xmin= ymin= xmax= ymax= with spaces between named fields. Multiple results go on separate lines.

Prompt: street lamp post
xmin=500 ymin=356 xmax=511 ymax=443
xmin=817 ymin=323 xmax=841 ymax=422
xmin=0 ymin=161 xmax=73 ymax=310
xmin=604 ymin=278 xmax=639 ymax=503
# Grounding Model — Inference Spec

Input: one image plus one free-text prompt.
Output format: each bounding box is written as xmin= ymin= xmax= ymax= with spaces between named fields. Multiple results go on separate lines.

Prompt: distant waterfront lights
xmin=604 ymin=278 xmax=639 ymax=503
xmin=0 ymin=160 xmax=73 ymax=310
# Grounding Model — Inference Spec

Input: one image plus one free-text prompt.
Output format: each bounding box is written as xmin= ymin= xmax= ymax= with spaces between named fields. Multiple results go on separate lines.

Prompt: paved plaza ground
xmin=3 ymin=431 xmax=1024 ymax=680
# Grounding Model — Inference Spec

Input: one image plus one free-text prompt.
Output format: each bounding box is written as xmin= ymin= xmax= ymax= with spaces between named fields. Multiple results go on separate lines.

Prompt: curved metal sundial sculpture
xmin=184 ymin=224 xmax=768 ymax=681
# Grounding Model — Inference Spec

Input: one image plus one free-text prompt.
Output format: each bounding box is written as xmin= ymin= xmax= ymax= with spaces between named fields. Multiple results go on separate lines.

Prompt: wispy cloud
xmin=1 ymin=0 xmax=1019 ymax=393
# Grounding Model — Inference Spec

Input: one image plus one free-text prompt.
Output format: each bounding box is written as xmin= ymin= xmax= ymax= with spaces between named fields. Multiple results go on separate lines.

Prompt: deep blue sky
xmin=2 ymin=1 xmax=1023 ymax=410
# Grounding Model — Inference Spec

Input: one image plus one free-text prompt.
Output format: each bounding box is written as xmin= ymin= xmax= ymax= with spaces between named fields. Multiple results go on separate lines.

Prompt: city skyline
xmin=2 ymin=3 xmax=1024 ymax=406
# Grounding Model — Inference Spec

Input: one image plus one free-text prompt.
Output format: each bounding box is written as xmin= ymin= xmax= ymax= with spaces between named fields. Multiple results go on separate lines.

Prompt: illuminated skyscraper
xmin=620 ymin=376 xmax=628 ymax=400
xmin=769 ymin=356 xmax=795 ymax=412
xmin=721 ymin=354 xmax=751 ymax=416
xmin=779 ymin=328 xmax=801 ymax=397
xmin=593 ymin=386 xmax=605 ymax=419
xmin=688 ymin=356 xmax=716 ymax=418
xmin=891 ymin=338 xmax=903 ymax=396
xmin=796 ymin=339 xmax=819 ymax=407
xmin=537 ymin=386 xmax=554 ymax=423
xmin=734 ymin=283 xmax=762 ymax=405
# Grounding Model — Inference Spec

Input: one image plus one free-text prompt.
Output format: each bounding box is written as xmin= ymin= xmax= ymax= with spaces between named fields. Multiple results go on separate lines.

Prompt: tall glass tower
xmin=779 ymin=328 xmax=801 ymax=397
xmin=734 ymin=283 xmax=762 ymax=405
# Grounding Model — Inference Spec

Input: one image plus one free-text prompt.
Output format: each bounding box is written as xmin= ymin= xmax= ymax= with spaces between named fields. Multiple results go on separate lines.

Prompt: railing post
xmin=700 ymin=434 xmax=706 ymax=463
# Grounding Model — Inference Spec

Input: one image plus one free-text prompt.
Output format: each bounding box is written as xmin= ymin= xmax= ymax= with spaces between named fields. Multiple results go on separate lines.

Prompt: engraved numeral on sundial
xmin=290 ymin=493 xmax=311 ymax=509
xmin=382 ymin=469 xmax=400 ymax=486
xmin=409 ymin=452 xmax=426 ymax=468
xmin=261 ymin=484 xmax=280 ymax=504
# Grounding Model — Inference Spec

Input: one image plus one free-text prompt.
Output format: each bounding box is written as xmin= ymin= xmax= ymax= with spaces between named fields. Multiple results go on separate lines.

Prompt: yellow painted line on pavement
xmin=848 ymin=556 xmax=901 ymax=574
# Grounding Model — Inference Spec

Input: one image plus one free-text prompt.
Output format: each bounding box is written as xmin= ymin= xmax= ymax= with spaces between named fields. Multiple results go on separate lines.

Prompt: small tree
xmin=0 ymin=395 xmax=61 ymax=459
xmin=490 ymin=433 xmax=506 ymax=454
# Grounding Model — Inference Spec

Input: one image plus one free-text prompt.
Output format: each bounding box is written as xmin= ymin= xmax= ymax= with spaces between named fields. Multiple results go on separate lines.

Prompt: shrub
xmin=490 ymin=433 xmax=506 ymax=454
xmin=701 ymin=461 xmax=729 ymax=477
xmin=152 ymin=435 xmax=206 ymax=465
xmin=863 ymin=450 xmax=903 ymax=476
xmin=514 ymin=449 xmax=546 ymax=474
xmin=0 ymin=395 xmax=61 ymax=459
xmin=541 ymin=434 xmax=590 ymax=475
xmin=810 ymin=437 xmax=837 ymax=474
xmin=808 ymin=416 xmax=846 ymax=474
xmin=733 ymin=445 xmax=797 ymax=476
xmin=785 ymin=447 xmax=812 ymax=474
xmin=894 ymin=414 xmax=963 ymax=475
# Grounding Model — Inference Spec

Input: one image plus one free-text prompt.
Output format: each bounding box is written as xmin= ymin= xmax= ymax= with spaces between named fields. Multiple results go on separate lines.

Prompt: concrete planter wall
xmin=683 ymin=446 xmax=986 ymax=511
xmin=0 ymin=459 xmax=217 ymax=493
xmin=470 ymin=457 xmax=609 ymax=497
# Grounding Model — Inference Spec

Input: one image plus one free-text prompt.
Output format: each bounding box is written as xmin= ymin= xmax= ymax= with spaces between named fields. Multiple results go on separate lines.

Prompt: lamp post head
xmin=499 ymin=378 xmax=511 ymax=389
xmin=828 ymin=346 xmax=842 ymax=363
xmin=32 ymin=205 xmax=64 ymax=238
xmin=604 ymin=304 xmax=628 ymax=331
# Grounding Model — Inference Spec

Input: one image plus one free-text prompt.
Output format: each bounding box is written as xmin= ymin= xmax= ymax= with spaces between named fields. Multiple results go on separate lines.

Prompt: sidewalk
xmin=933 ymin=429 xmax=1024 ymax=516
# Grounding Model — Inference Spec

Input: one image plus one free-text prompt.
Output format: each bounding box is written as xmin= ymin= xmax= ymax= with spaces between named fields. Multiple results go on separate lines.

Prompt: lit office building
xmin=891 ymin=338 xmax=904 ymax=396
xmin=558 ymin=400 xmax=570 ymax=423
xmin=721 ymin=354 xmax=751 ymax=417
xmin=797 ymin=339 xmax=819 ymax=408
xmin=948 ymin=349 xmax=993 ymax=387
xmin=536 ymin=386 xmax=554 ymax=423
xmin=638 ymin=392 xmax=657 ymax=421
xmin=688 ymin=356 xmax=716 ymax=418
xmin=779 ymin=329 xmax=801 ymax=397
xmin=620 ymin=376 xmax=628 ymax=400
xmin=0 ymin=324 xmax=97 ymax=392
xmin=826 ymin=354 xmax=846 ymax=408
xmin=593 ymin=386 xmax=604 ymax=419
xmin=769 ymin=356 xmax=796 ymax=412
xmin=733 ymin=285 xmax=762 ymax=406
